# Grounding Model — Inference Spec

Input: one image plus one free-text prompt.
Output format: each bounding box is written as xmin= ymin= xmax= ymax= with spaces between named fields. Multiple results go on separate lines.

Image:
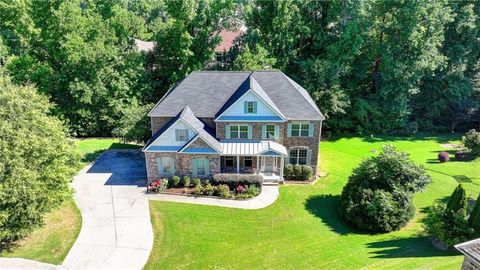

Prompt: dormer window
xmin=244 ymin=101 xmax=257 ymax=114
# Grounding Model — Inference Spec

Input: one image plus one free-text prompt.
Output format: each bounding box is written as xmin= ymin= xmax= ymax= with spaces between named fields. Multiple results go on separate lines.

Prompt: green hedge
xmin=213 ymin=174 xmax=263 ymax=188
xmin=284 ymin=164 xmax=313 ymax=180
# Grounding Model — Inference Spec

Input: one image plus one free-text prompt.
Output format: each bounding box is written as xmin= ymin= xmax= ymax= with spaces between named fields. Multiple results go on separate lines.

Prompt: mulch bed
xmin=164 ymin=187 xmax=195 ymax=195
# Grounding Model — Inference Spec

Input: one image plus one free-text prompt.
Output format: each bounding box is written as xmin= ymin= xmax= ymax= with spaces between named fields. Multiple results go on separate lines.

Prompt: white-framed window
xmin=266 ymin=125 xmax=275 ymax=139
xmin=244 ymin=156 xmax=253 ymax=167
xmin=157 ymin=157 xmax=175 ymax=175
xmin=291 ymin=123 xmax=310 ymax=137
xmin=289 ymin=149 xmax=307 ymax=165
xmin=175 ymin=129 xmax=188 ymax=141
xmin=230 ymin=125 xmax=249 ymax=139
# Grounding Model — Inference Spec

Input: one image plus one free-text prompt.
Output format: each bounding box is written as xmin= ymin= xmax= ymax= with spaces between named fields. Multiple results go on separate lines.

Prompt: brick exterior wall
xmin=461 ymin=257 xmax=480 ymax=270
xmin=282 ymin=120 xmax=322 ymax=175
xmin=215 ymin=120 xmax=322 ymax=175
xmin=145 ymin=152 xmax=220 ymax=182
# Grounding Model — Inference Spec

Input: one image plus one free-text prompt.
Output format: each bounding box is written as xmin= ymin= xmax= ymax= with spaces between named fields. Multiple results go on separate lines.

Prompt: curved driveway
xmin=63 ymin=150 xmax=153 ymax=270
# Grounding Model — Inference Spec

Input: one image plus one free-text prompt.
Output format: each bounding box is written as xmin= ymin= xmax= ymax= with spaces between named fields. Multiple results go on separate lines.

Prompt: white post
xmin=236 ymin=156 xmax=240 ymax=174
xmin=280 ymin=157 xmax=284 ymax=180
xmin=256 ymin=156 xmax=260 ymax=175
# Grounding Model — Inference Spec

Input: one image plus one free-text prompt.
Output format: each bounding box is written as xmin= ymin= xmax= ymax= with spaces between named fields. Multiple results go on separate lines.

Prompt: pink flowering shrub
xmin=148 ymin=178 xmax=168 ymax=193
xmin=236 ymin=185 xmax=246 ymax=194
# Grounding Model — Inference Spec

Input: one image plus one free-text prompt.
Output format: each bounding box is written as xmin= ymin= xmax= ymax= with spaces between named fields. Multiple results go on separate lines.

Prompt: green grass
xmin=146 ymin=134 xmax=479 ymax=269
xmin=0 ymin=199 xmax=82 ymax=264
xmin=0 ymin=138 xmax=140 ymax=264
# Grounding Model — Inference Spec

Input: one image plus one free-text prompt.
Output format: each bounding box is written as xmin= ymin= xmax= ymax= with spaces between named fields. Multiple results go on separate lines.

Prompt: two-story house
xmin=142 ymin=71 xmax=324 ymax=182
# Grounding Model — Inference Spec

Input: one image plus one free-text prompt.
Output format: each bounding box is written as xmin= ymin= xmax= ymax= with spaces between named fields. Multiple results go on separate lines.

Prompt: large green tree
xmin=2 ymin=0 xmax=150 ymax=136
xmin=0 ymin=69 xmax=79 ymax=243
xmin=146 ymin=0 xmax=235 ymax=100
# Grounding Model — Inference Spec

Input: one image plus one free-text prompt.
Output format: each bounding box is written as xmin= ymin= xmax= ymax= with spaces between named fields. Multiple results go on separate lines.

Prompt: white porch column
xmin=280 ymin=157 xmax=284 ymax=179
xmin=236 ymin=155 xmax=240 ymax=174
xmin=256 ymin=156 xmax=260 ymax=175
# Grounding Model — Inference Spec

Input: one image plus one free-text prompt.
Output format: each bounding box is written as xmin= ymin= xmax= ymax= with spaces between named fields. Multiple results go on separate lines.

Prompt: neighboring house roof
xmin=134 ymin=38 xmax=155 ymax=52
xmin=143 ymin=106 xmax=221 ymax=153
xmin=455 ymin=238 xmax=480 ymax=266
xmin=214 ymin=29 xmax=244 ymax=53
xmin=148 ymin=71 xmax=325 ymax=121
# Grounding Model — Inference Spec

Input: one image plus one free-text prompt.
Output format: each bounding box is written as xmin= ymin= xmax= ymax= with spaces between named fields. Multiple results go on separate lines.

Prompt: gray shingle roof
xmin=455 ymin=238 xmax=480 ymax=265
xmin=148 ymin=71 xmax=325 ymax=121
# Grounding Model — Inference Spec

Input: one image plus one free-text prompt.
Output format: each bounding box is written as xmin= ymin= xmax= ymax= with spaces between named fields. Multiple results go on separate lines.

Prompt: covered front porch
xmin=219 ymin=140 xmax=287 ymax=181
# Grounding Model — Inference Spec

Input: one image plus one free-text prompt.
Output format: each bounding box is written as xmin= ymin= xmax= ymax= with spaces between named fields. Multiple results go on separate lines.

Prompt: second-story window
xmin=266 ymin=125 xmax=275 ymax=138
xmin=230 ymin=125 xmax=249 ymax=139
xmin=176 ymin=129 xmax=188 ymax=141
xmin=245 ymin=101 xmax=256 ymax=113
xmin=291 ymin=123 xmax=310 ymax=137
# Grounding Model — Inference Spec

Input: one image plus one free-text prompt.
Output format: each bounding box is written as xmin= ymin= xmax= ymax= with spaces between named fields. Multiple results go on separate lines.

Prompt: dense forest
xmin=1 ymin=0 xmax=479 ymax=139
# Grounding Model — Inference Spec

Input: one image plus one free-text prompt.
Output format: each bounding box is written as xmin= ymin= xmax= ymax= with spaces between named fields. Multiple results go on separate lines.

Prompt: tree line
xmin=1 ymin=0 xmax=479 ymax=140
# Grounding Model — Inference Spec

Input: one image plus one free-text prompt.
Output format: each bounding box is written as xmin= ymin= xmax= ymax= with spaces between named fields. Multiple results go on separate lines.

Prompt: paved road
xmin=63 ymin=150 xmax=153 ymax=270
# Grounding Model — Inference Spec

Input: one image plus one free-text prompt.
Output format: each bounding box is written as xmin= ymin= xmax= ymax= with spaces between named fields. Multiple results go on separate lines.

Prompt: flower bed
xmin=148 ymin=175 xmax=262 ymax=200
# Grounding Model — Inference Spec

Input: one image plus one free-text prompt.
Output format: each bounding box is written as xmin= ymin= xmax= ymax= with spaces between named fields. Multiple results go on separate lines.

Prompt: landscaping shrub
xmin=463 ymin=129 xmax=480 ymax=156
xmin=423 ymin=203 xmax=473 ymax=247
xmin=213 ymin=174 xmax=263 ymax=188
xmin=193 ymin=178 xmax=201 ymax=187
xmin=339 ymin=145 xmax=430 ymax=232
xmin=468 ymin=194 xmax=480 ymax=232
xmin=182 ymin=176 xmax=191 ymax=187
xmin=202 ymin=179 xmax=210 ymax=185
xmin=293 ymin=164 xmax=302 ymax=179
xmin=284 ymin=164 xmax=294 ymax=179
xmin=437 ymin=151 xmax=449 ymax=162
xmin=0 ymin=72 xmax=80 ymax=243
xmin=171 ymin=175 xmax=181 ymax=187
xmin=202 ymin=183 xmax=215 ymax=196
xmin=446 ymin=184 xmax=468 ymax=216
xmin=455 ymin=151 xmax=468 ymax=161
xmin=424 ymin=185 xmax=473 ymax=247
xmin=283 ymin=164 xmax=313 ymax=180
xmin=148 ymin=179 xmax=168 ymax=193
xmin=245 ymin=185 xmax=261 ymax=197
xmin=300 ymin=165 xmax=313 ymax=180
xmin=214 ymin=185 xmax=231 ymax=198
xmin=236 ymin=185 xmax=246 ymax=194
xmin=193 ymin=184 xmax=203 ymax=195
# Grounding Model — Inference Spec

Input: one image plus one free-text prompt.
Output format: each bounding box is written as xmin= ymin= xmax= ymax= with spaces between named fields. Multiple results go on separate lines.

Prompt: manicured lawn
xmin=0 ymin=199 xmax=81 ymax=264
xmin=0 ymin=138 xmax=140 ymax=264
xmin=146 ymin=134 xmax=479 ymax=269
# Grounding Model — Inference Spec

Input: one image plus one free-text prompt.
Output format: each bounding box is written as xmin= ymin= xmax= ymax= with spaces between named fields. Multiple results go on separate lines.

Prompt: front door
xmin=263 ymin=157 xmax=276 ymax=173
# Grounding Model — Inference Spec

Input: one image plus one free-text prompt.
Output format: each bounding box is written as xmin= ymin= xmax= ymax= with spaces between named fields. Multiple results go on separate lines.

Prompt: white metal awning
xmin=220 ymin=140 xmax=287 ymax=157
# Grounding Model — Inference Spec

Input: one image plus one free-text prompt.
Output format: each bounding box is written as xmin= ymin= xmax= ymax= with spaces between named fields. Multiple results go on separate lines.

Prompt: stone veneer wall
xmin=461 ymin=257 xmax=480 ymax=270
xmin=145 ymin=152 xmax=220 ymax=182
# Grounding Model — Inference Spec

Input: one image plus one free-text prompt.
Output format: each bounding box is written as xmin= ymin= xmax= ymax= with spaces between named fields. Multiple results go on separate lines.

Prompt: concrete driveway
xmin=63 ymin=150 xmax=153 ymax=270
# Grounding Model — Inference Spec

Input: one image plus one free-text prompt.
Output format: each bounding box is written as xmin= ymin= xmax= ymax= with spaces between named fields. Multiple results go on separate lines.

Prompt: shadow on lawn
xmin=304 ymin=194 xmax=368 ymax=236
xmin=425 ymin=167 xmax=480 ymax=186
xmin=366 ymin=236 xmax=457 ymax=259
